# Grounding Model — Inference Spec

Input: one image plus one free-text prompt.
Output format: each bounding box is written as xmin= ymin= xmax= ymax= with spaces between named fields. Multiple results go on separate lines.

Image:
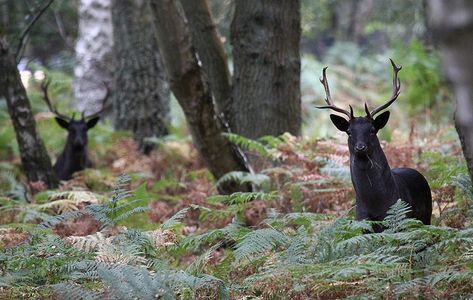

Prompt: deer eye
xmin=346 ymin=129 xmax=352 ymax=136
xmin=370 ymin=128 xmax=377 ymax=135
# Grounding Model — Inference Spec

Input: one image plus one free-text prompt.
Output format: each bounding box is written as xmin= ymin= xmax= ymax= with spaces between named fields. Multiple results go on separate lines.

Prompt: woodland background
xmin=0 ymin=0 xmax=473 ymax=299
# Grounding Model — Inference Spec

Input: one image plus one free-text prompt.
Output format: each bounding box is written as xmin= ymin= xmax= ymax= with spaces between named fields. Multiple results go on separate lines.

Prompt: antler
xmin=316 ymin=67 xmax=353 ymax=119
xmin=82 ymin=82 xmax=110 ymax=120
xmin=369 ymin=59 xmax=402 ymax=117
xmin=40 ymin=78 xmax=71 ymax=121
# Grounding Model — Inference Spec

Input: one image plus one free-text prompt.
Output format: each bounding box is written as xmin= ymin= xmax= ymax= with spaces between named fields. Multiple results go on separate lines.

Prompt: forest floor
xmin=0 ymin=125 xmax=472 ymax=299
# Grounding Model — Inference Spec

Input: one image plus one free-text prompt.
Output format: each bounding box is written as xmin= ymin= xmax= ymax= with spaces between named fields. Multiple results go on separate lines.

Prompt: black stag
xmin=317 ymin=59 xmax=432 ymax=231
xmin=40 ymin=79 xmax=108 ymax=180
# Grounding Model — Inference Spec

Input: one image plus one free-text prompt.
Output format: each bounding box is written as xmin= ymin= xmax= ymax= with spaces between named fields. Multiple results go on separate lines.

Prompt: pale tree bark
xmin=111 ymin=0 xmax=170 ymax=154
xmin=0 ymin=38 xmax=58 ymax=188
xmin=428 ymin=0 xmax=473 ymax=184
xmin=150 ymin=0 xmax=250 ymax=194
xmin=73 ymin=0 xmax=113 ymax=116
xmin=231 ymin=0 xmax=301 ymax=139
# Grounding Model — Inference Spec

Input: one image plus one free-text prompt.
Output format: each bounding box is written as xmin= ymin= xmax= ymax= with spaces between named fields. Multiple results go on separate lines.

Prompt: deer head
xmin=317 ymin=59 xmax=402 ymax=157
xmin=40 ymin=79 xmax=109 ymax=150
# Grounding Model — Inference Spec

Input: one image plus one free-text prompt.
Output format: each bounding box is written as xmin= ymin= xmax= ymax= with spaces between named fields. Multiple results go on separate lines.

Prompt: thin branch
xmin=15 ymin=0 xmax=55 ymax=62
xmin=53 ymin=8 xmax=74 ymax=50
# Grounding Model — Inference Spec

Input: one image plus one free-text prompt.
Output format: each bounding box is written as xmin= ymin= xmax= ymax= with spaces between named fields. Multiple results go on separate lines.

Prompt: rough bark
xmin=231 ymin=0 xmax=301 ymax=139
xmin=0 ymin=38 xmax=58 ymax=188
xmin=150 ymin=0 xmax=250 ymax=194
xmin=428 ymin=0 xmax=473 ymax=184
xmin=111 ymin=0 xmax=170 ymax=154
xmin=73 ymin=0 xmax=113 ymax=116
xmin=180 ymin=0 xmax=232 ymax=119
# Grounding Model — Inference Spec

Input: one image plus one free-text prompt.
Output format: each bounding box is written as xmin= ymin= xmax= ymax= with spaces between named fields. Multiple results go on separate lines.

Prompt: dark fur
xmin=54 ymin=117 xmax=99 ymax=180
xmin=330 ymin=112 xmax=432 ymax=231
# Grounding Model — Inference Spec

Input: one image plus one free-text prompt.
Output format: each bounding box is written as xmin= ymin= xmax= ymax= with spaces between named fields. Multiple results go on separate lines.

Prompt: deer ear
xmin=86 ymin=117 xmax=100 ymax=129
xmin=373 ymin=111 xmax=390 ymax=130
xmin=55 ymin=117 xmax=69 ymax=129
xmin=330 ymin=114 xmax=350 ymax=132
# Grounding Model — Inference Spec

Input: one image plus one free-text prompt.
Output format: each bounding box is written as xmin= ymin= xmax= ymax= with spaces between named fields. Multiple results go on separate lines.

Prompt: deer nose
xmin=355 ymin=143 xmax=367 ymax=152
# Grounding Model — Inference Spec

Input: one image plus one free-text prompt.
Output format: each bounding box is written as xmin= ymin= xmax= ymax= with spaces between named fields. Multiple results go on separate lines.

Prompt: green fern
xmin=0 ymin=171 xmax=28 ymax=203
xmin=234 ymin=228 xmax=289 ymax=262
xmin=207 ymin=191 xmax=277 ymax=206
xmin=383 ymin=199 xmax=414 ymax=233
xmin=38 ymin=174 xmax=147 ymax=229
xmin=222 ymin=133 xmax=272 ymax=157
xmin=161 ymin=207 xmax=189 ymax=230
xmin=216 ymin=171 xmax=270 ymax=188
xmin=53 ymin=283 xmax=101 ymax=300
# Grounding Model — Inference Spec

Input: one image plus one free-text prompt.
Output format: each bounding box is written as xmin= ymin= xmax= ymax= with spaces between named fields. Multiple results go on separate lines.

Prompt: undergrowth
xmin=0 ymin=164 xmax=471 ymax=299
xmin=0 ymin=118 xmax=470 ymax=299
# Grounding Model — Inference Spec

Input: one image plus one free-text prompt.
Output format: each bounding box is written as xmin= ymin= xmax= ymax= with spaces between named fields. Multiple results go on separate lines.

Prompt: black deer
xmin=40 ymin=79 xmax=108 ymax=181
xmin=317 ymin=59 xmax=432 ymax=231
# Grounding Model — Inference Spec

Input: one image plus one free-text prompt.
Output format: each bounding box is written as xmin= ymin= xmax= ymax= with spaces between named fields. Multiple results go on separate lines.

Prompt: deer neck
xmin=62 ymin=141 xmax=88 ymax=169
xmin=350 ymin=143 xmax=397 ymax=204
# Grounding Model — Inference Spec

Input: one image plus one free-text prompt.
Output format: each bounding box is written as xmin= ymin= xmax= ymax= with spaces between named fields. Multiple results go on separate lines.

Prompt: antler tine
xmin=370 ymin=59 xmax=402 ymax=117
xmin=84 ymin=82 xmax=110 ymax=120
xmin=316 ymin=67 xmax=352 ymax=119
xmin=364 ymin=102 xmax=372 ymax=119
xmin=40 ymin=78 xmax=71 ymax=121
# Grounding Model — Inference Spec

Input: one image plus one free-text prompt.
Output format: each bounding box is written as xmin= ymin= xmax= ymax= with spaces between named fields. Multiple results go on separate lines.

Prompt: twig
xmin=15 ymin=0 xmax=55 ymax=62
xmin=53 ymin=8 xmax=74 ymax=50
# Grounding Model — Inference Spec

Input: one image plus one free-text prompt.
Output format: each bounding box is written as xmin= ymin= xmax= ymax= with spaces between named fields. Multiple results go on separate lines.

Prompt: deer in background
xmin=317 ymin=59 xmax=432 ymax=232
xmin=40 ymin=79 xmax=108 ymax=180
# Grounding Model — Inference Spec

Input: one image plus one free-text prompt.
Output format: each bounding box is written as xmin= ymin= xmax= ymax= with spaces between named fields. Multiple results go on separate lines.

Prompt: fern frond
xmin=98 ymin=264 xmax=174 ymax=300
xmin=161 ymin=207 xmax=189 ymax=230
xmin=186 ymin=242 xmax=222 ymax=275
xmin=0 ymin=171 xmax=28 ymax=202
xmin=110 ymin=174 xmax=133 ymax=205
xmin=222 ymin=133 xmax=271 ymax=157
xmin=37 ymin=210 xmax=85 ymax=229
xmin=52 ymin=283 xmax=101 ymax=300
xmin=65 ymin=232 xmax=110 ymax=253
xmin=207 ymin=191 xmax=277 ymax=205
xmin=315 ymin=156 xmax=350 ymax=182
xmin=145 ymin=229 xmax=177 ymax=248
xmin=47 ymin=191 xmax=102 ymax=204
xmin=452 ymin=173 xmax=473 ymax=200
xmin=384 ymin=200 xmax=412 ymax=233
xmin=64 ymin=260 xmax=101 ymax=280
xmin=258 ymin=135 xmax=284 ymax=148
xmin=95 ymin=242 xmax=146 ymax=265
xmin=217 ymin=171 xmax=270 ymax=187
xmin=427 ymin=270 xmax=473 ymax=287
xmin=112 ymin=206 xmax=149 ymax=222
xmin=234 ymin=228 xmax=289 ymax=262
xmin=37 ymin=199 xmax=79 ymax=214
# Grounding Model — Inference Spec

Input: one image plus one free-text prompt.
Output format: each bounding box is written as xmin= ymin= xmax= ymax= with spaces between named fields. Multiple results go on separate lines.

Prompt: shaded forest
xmin=0 ymin=0 xmax=473 ymax=299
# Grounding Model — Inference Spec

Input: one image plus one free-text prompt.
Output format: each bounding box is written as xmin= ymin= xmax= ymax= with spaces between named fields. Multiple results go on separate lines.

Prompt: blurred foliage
xmin=301 ymin=0 xmax=428 ymax=57
xmin=1 ymin=0 xmax=78 ymax=72
xmin=392 ymin=39 xmax=442 ymax=115
xmin=303 ymin=39 xmax=447 ymax=140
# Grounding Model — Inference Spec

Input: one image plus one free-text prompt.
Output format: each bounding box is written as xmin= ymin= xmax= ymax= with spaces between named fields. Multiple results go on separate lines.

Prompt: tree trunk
xmin=331 ymin=0 xmax=374 ymax=44
xmin=73 ymin=0 xmax=113 ymax=116
xmin=0 ymin=38 xmax=58 ymax=188
xmin=180 ymin=0 xmax=232 ymax=119
xmin=428 ymin=0 xmax=473 ymax=184
xmin=231 ymin=0 xmax=301 ymax=139
xmin=111 ymin=0 xmax=170 ymax=154
xmin=150 ymin=0 xmax=250 ymax=194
